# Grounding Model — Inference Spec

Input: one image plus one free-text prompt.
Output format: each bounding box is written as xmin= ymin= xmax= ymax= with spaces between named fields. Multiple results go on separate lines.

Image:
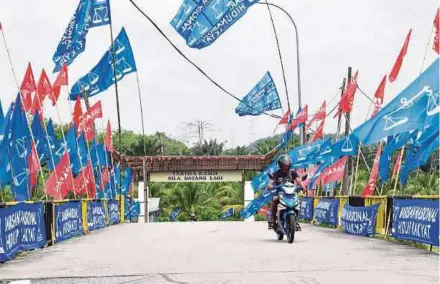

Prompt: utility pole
xmin=342 ymin=67 xmax=352 ymax=196
xmin=180 ymin=120 xmax=214 ymax=146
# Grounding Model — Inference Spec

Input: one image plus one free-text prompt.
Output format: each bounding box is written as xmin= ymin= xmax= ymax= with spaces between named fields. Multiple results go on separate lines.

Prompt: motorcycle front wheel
xmin=287 ymin=214 xmax=296 ymax=243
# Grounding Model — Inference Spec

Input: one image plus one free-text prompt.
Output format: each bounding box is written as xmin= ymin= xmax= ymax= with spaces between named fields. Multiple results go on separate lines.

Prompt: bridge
xmin=0 ymin=222 xmax=438 ymax=284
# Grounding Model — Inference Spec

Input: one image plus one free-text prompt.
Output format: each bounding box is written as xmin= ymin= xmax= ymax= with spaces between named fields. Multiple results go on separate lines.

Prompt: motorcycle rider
xmin=267 ymin=154 xmax=306 ymax=231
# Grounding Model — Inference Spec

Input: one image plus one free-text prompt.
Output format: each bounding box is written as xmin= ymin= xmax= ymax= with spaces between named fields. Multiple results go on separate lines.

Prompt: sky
xmin=0 ymin=0 xmax=438 ymax=149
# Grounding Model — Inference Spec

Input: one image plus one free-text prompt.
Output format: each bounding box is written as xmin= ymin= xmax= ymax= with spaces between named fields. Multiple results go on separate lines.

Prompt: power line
xmin=127 ymin=0 xmax=281 ymax=119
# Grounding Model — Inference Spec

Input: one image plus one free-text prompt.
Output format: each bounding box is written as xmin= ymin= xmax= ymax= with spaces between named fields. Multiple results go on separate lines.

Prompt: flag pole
xmin=1 ymin=25 xmax=49 ymax=200
xmin=107 ymin=2 xmax=123 ymax=210
xmin=135 ymin=71 xmax=147 ymax=156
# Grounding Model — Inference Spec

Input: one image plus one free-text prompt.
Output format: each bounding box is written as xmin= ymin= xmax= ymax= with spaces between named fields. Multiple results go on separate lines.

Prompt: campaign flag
xmin=391 ymin=199 xmax=439 ymax=246
xmin=341 ymin=203 xmax=380 ymax=236
xmin=9 ymin=95 xmax=33 ymax=201
xmin=317 ymin=134 xmax=358 ymax=162
xmin=72 ymin=97 xmax=83 ymax=127
xmin=309 ymin=119 xmax=324 ymax=142
xmin=392 ymin=152 xmax=403 ymax=179
xmin=171 ymin=0 xmax=259 ymax=49
xmin=54 ymin=201 xmax=83 ymax=243
xmin=45 ymin=153 xmax=74 ymax=199
xmin=374 ymin=75 xmax=387 ymax=104
xmin=87 ymin=201 xmax=107 ymax=231
xmin=31 ymin=112 xmax=49 ymax=164
xmin=340 ymin=70 xmax=358 ymax=113
xmin=20 ymin=63 xmax=37 ymax=112
xmin=352 ymin=59 xmax=439 ymax=146
xmin=122 ymin=167 xmax=133 ymax=196
xmin=235 ymin=72 xmax=281 ymax=116
xmin=301 ymin=166 xmax=319 ymax=189
xmin=433 ymin=8 xmax=439 ymax=54
xmin=52 ymin=0 xmax=112 ymax=72
xmin=104 ymin=120 xmax=114 ymax=152
xmin=273 ymin=109 xmax=290 ymax=132
xmin=307 ymin=101 xmax=326 ymax=127
xmin=78 ymin=100 xmax=102 ymax=141
xmin=0 ymin=103 xmax=13 ymax=187
xmin=76 ymin=132 xmax=89 ymax=170
xmin=278 ymin=112 xmax=294 ymax=150
xmin=36 ymin=69 xmax=53 ymax=104
xmin=90 ymin=141 xmax=110 ymax=168
xmin=289 ymin=138 xmax=331 ymax=168
xmin=69 ymin=28 xmax=136 ymax=100
xmin=251 ymin=159 xmax=277 ymax=192
xmin=169 ymin=208 xmax=180 ymax=221
xmin=220 ymin=208 xmax=234 ymax=219
xmin=51 ymin=64 xmax=69 ymax=105
xmin=361 ymin=144 xmax=382 ymax=197
xmin=319 ymin=156 xmax=347 ymax=186
xmin=389 ymin=29 xmax=412 ymax=83
xmin=287 ymin=105 xmax=308 ymax=131
xmin=370 ymin=100 xmax=381 ymax=118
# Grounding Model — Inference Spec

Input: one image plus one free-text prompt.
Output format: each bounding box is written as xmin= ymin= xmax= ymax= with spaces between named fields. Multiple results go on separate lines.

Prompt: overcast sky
xmin=0 ymin=0 xmax=438 ymax=148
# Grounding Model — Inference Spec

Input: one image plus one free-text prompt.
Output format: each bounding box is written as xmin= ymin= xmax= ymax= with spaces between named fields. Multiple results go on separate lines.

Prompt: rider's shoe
xmin=296 ymin=223 xmax=302 ymax=231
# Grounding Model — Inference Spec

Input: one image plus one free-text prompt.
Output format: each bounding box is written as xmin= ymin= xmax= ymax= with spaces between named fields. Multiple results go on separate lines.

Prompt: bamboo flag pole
xmin=135 ymin=71 xmax=147 ymax=156
xmin=1 ymin=24 xmax=49 ymax=200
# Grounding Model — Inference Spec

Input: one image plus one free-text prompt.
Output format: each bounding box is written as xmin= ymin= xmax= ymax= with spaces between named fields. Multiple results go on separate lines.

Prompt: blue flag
xmin=353 ymin=59 xmax=439 ymax=145
xmin=49 ymin=125 xmax=78 ymax=172
xmin=235 ymin=72 xmax=281 ymax=116
xmin=0 ymin=102 xmax=12 ymax=144
xmin=289 ymin=138 xmax=331 ymax=168
xmin=169 ymin=208 xmax=180 ymax=221
xmin=76 ymin=133 xmax=89 ymax=169
xmin=0 ymin=100 xmax=4 ymax=122
xmin=122 ymin=167 xmax=133 ymax=196
xmin=52 ymin=0 xmax=112 ymax=72
xmin=317 ymin=134 xmax=358 ymax=162
xmin=0 ymin=103 xmax=13 ymax=188
xmin=278 ymin=112 xmax=294 ymax=150
xmin=171 ymin=0 xmax=259 ymax=49
xmin=31 ymin=113 xmax=49 ymax=164
xmin=90 ymin=141 xmax=110 ymax=168
xmin=69 ymin=27 xmax=137 ymax=100
xmin=251 ymin=159 xmax=277 ymax=192
xmin=378 ymin=131 xmax=414 ymax=184
xmin=221 ymin=207 xmax=234 ymax=219
xmin=9 ymin=96 xmax=32 ymax=201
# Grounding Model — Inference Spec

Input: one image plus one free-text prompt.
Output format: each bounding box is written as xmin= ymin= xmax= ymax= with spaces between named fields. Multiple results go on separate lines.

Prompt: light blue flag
xmin=52 ymin=0 xmax=112 ymax=72
xmin=121 ymin=167 xmax=133 ymax=196
xmin=353 ymin=59 xmax=439 ymax=145
xmin=169 ymin=208 xmax=180 ymax=221
xmin=171 ymin=0 xmax=259 ymax=49
xmin=288 ymin=138 xmax=331 ymax=168
xmin=235 ymin=72 xmax=281 ymax=116
xmin=69 ymin=27 xmax=137 ymax=100
xmin=251 ymin=159 xmax=277 ymax=192
xmin=317 ymin=134 xmax=358 ymax=162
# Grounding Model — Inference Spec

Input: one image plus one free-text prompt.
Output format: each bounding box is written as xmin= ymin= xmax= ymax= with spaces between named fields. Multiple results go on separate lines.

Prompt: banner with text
xmin=0 ymin=203 xmax=46 ymax=262
xmin=108 ymin=200 xmax=121 ymax=225
xmin=150 ymin=171 xmax=242 ymax=182
xmin=391 ymin=199 xmax=439 ymax=246
xmin=299 ymin=197 xmax=314 ymax=221
xmin=54 ymin=202 xmax=83 ymax=243
xmin=314 ymin=198 xmax=339 ymax=226
xmin=341 ymin=204 xmax=380 ymax=237
xmin=87 ymin=201 xmax=107 ymax=231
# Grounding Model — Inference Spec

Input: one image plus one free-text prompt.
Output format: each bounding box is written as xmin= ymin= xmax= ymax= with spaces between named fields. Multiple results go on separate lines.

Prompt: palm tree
xmin=191 ymin=139 xmax=225 ymax=156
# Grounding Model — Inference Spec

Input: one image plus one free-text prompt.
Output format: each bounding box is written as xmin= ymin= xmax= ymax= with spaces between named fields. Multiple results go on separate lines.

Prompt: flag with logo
xmin=361 ymin=145 xmax=382 ymax=197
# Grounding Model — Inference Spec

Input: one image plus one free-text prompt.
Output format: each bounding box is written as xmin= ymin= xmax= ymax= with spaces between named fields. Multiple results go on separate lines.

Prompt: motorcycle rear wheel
xmin=287 ymin=214 xmax=296 ymax=243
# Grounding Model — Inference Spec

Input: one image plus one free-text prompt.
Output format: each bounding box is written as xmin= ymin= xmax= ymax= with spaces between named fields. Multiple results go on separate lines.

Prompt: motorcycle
xmin=271 ymin=182 xmax=303 ymax=243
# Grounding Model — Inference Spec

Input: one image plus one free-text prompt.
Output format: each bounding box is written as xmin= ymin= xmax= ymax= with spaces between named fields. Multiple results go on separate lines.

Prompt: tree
xmin=191 ymin=139 xmax=224 ymax=155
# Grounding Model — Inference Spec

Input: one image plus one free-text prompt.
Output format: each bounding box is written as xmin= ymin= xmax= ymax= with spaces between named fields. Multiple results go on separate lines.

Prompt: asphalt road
xmin=0 ymin=222 xmax=438 ymax=284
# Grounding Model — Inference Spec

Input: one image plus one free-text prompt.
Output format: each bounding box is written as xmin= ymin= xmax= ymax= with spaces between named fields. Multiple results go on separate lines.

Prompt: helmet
xmin=277 ymin=154 xmax=292 ymax=171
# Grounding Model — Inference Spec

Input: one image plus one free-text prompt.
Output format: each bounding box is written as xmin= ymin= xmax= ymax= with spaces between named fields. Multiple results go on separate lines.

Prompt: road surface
xmin=0 ymin=222 xmax=438 ymax=284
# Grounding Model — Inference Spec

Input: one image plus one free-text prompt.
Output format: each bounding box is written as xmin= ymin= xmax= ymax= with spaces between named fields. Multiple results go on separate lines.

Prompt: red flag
xmin=392 ymin=152 xmax=403 ymax=179
xmin=389 ymin=29 xmax=412 ymax=83
xmin=72 ymin=97 xmax=83 ymax=127
xmin=320 ymin=156 xmax=347 ymax=186
xmin=340 ymin=71 xmax=358 ymax=113
xmin=30 ymin=94 xmax=44 ymax=121
xmin=0 ymin=22 xmax=2 ymax=30
xmin=74 ymin=162 xmax=96 ymax=197
xmin=51 ymin=64 xmax=68 ymax=106
xmin=273 ymin=110 xmax=290 ymax=132
xmin=370 ymin=100 xmax=381 ymax=118
xmin=433 ymin=9 xmax=439 ymax=54
xmin=45 ymin=153 xmax=73 ymax=199
xmin=101 ymin=168 xmax=111 ymax=190
xmin=104 ymin=120 xmax=114 ymax=152
xmin=302 ymin=166 xmax=319 ymax=188
xmin=36 ymin=69 xmax=53 ymax=103
xmin=29 ymin=141 xmax=40 ymax=193
xmin=20 ymin=63 xmax=37 ymax=112
xmin=361 ymin=144 xmax=382 ymax=197
xmin=78 ymin=101 xmax=102 ymax=141
xmin=287 ymin=105 xmax=308 ymax=131
xmin=309 ymin=119 xmax=325 ymax=142
xmin=306 ymin=101 xmax=326 ymax=128
xmin=374 ymin=75 xmax=387 ymax=104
